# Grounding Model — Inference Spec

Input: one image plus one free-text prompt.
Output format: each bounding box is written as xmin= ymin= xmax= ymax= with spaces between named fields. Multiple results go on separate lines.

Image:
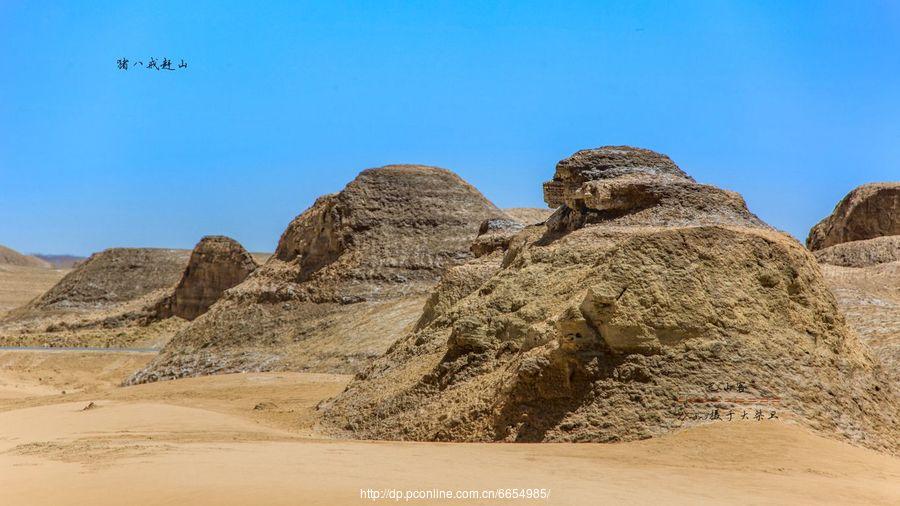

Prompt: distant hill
xmin=31 ymin=254 xmax=86 ymax=269
xmin=0 ymin=245 xmax=51 ymax=269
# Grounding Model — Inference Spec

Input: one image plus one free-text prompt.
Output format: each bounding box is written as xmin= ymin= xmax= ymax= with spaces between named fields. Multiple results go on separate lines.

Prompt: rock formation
xmin=810 ymin=182 xmax=900 ymax=384
xmin=21 ymin=248 xmax=191 ymax=313
xmin=807 ymin=183 xmax=900 ymax=250
xmin=470 ymin=218 xmax=525 ymax=257
xmin=321 ymin=147 xmax=898 ymax=454
xmin=0 ymin=247 xmax=193 ymax=347
xmin=154 ymin=236 xmax=258 ymax=321
xmin=126 ymin=165 xmax=509 ymax=384
xmin=814 ymin=236 xmax=900 ymax=268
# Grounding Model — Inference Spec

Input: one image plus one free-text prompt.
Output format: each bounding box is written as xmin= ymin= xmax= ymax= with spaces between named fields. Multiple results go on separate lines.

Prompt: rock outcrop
xmin=321 ymin=146 xmax=898 ymax=454
xmin=470 ymin=218 xmax=525 ymax=257
xmin=154 ymin=236 xmax=258 ymax=321
xmin=807 ymin=183 xmax=900 ymax=251
xmin=126 ymin=165 xmax=509 ymax=383
xmin=0 ymin=247 xmax=193 ymax=348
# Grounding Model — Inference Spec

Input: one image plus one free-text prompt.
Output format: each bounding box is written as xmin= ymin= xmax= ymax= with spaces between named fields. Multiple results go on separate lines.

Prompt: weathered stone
xmin=158 ymin=236 xmax=258 ymax=321
xmin=25 ymin=248 xmax=191 ymax=311
xmin=807 ymin=183 xmax=900 ymax=250
xmin=814 ymin=235 xmax=900 ymax=267
xmin=542 ymin=147 xmax=766 ymax=232
xmin=470 ymin=218 xmax=524 ymax=257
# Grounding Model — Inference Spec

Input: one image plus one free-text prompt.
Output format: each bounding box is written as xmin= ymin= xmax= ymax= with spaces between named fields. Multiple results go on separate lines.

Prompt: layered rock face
xmin=126 ymin=165 xmax=509 ymax=383
xmin=155 ymin=236 xmax=258 ymax=321
xmin=321 ymin=147 xmax=898 ymax=453
xmin=807 ymin=183 xmax=900 ymax=251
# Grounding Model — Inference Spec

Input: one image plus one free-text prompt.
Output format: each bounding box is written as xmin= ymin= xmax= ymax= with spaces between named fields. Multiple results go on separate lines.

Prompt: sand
xmin=0 ymin=265 xmax=69 ymax=315
xmin=1 ymin=350 xmax=898 ymax=505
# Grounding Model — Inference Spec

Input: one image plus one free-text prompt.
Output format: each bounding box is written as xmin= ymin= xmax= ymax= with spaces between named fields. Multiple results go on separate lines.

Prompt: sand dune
xmin=1 ymin=350 xmax=898 ymax=506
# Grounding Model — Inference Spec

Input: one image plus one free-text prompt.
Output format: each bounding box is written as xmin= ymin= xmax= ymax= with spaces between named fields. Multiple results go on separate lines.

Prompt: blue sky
xmin=1 ymin=1 xmax=898 ymax=256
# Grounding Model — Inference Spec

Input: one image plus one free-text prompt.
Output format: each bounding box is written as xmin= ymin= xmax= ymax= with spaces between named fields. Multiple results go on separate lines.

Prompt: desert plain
xmin=1 ymin=350 xmax=898 ymax=505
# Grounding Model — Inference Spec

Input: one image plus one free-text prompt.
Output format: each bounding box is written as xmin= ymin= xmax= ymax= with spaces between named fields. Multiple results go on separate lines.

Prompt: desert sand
xmin=1 ymin=349 xmax=898 ymax=506
xmin=0 ymin=265 xmax=68 ymax=316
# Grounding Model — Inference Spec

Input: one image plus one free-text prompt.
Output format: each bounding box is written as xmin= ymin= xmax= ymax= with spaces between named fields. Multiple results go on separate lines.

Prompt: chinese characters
xmin=117 ymin=58 xmax=188 ymax=71
xmin=679 ymin=408 xmax=779 ymax=422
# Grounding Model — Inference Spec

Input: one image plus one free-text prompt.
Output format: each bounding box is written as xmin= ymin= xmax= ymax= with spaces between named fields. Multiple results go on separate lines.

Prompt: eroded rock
xmin=322 ymin=146 xmax=899 ymax=454
xmin=156 ymin=236 xmax=258 ymax=321
xmin=127 ymin=165 xmax=508 ymax=384
xmin=807 ymin=183 xmax=900 ymax=250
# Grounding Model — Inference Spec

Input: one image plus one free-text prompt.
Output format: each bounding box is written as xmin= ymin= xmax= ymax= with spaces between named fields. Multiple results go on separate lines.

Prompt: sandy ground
xmin=0 ymin=265 xmax=69 ymax=316
xmin=0 ymin=350 xmax=898 ymax=505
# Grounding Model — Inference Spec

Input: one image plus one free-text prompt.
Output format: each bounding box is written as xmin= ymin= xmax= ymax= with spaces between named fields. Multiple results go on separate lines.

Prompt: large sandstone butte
xmin=127 ymin=165 xmax=510 ymax=383
xmin=807 ymin=182 xmax=900 ymax=251
xmin=154 ymin=236 xmax=258 ymax=321
xmin=321 ymin=146 xmax=898 ymax=454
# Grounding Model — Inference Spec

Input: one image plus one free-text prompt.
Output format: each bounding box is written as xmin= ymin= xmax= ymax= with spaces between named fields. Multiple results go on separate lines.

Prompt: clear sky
xmin=1 ymin=1 xmax=898 ymax=256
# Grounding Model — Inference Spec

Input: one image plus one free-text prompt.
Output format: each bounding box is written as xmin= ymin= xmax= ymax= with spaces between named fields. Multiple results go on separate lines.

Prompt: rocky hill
xmin=814 ymin=236 xmax=900 ymax=268
xmin=126 ymin=165 xmax=511 ymax=383
xmin=320 ymin=147 xmax=898 ymax=454
xmin=0 ymin=248 xmax=192 ymax=348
